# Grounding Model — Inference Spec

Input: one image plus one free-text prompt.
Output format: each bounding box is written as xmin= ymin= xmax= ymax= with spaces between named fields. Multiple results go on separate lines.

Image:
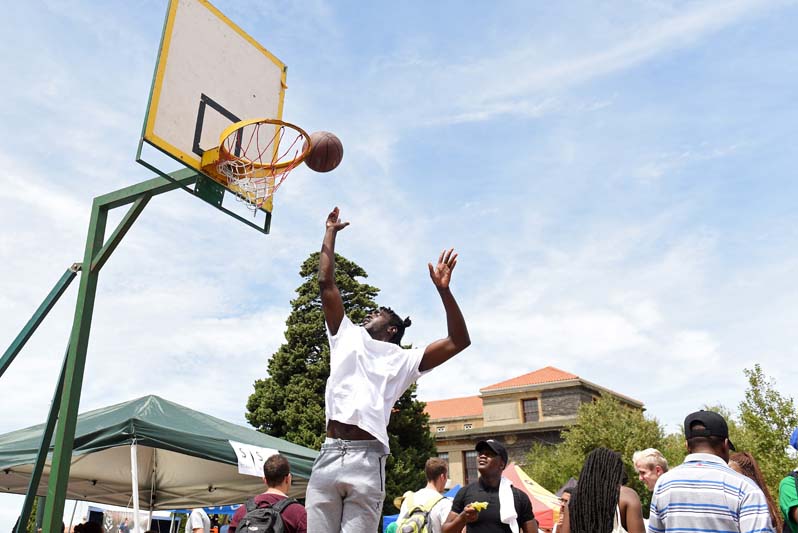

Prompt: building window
xmin=523 ymin=398 xmax=539 ymax=422
xmin=436 ymin=426 xmax=446 ymax=432
xmin=463 ymin=423 xmax=473 ymax=430
xmin=438 ymin=452 xmax=449 ymax=467
xmin=464 ymin=450 xmax=479 ymax=484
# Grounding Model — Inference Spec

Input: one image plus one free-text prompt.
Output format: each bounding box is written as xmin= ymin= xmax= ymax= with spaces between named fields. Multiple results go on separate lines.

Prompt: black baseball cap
xmin=684 ymin=410 xmax=736 ymax=451
xmin=476 ymin=439 xmax=509 ymax=465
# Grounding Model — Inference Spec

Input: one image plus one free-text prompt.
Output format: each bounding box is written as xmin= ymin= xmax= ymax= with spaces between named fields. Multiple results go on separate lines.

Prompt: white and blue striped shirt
xmin=649 ymin=452 xmax=774 ymax=533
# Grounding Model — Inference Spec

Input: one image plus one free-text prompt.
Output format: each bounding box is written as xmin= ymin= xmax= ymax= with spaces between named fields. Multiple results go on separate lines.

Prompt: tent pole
xmin=147 ymin=448 xmax=156 ymax=531
xmin=168 ymin=513 xmax=175 ymax=533
xmin=67 ymin=500 xmax=78 ymax=533
xmin=131 ymin=443 xmax=141 ymax=533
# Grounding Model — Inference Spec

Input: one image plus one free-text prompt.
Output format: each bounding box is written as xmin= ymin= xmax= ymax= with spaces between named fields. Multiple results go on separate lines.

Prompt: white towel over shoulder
xmin=499 ymin=476 xmax=519 ymax=533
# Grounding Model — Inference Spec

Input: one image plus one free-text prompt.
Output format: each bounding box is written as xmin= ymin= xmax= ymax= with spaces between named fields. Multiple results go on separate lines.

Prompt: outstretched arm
xmin=319 ymin=207 xmax=349 ymax=335
xmin=419 ymin=248 xmax=471 ymax=372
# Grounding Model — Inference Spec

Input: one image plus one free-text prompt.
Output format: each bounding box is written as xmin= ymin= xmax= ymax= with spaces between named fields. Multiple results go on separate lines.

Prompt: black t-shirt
xmin=451 ymin=478 xmax=535 ymax=532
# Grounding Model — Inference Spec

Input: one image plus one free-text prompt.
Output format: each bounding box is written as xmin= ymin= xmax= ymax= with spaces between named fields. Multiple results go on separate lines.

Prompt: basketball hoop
xmin=200 ymin=118 xmax=311 ymax=212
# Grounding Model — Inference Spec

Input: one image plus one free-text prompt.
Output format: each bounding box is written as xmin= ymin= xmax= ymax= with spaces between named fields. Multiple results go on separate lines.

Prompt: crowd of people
xmin=549 ymin=409 xmax=796 ymax=533
xmin=389 ymin=410 xmax=796 ymax=533
xmin=146 ymin=411 xmax=798 ymax=533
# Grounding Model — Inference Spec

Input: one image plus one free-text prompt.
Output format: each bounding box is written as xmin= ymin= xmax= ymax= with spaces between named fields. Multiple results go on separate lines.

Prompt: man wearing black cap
xmin=649 ymin=410 xmax=773 ymax=533
xmin=443 ymin=439 xmax=538 ymax=533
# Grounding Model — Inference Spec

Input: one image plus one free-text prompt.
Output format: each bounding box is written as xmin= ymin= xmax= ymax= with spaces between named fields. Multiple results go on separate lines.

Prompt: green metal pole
xmin=40 ymin=170 xmax=199 ymax=533
xmin=42 ymin=200 xmax=106 ymax=533
xmin=15 ymin=347 xmax=68 ymax=533
xmin=0 ymin=265 xmax=80 ymax=380
xmin=91 ymin=196 xmax=150 ymax=272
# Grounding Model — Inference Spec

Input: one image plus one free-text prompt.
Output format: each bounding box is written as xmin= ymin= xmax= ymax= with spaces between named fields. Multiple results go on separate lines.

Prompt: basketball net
xmin=214 ymin=119 xmax=311 ymax=212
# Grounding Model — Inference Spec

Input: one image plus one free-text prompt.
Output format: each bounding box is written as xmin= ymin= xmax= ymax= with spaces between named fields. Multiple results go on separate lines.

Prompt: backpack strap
xmin=422 ymin=495 xmax=445 ymax=513
xmin=402 ymin=491 xmax=416 ymax=512
xmin=402 ymin=492 xmax=445 ymax=517
xmin=270 ymin=497 xmax=298 ymax=514
xmin=245 ymin=497 xmax=258 ymax=513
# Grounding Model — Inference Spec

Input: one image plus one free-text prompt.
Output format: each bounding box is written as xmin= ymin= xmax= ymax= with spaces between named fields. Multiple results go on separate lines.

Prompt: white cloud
xmin=353 ymin=0 xmax=790 ymax=126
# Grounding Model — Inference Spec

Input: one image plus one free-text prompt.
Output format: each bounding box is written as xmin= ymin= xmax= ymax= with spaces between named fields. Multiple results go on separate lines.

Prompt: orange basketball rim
xmin=201 ymin=118 xmax=312 ymax=211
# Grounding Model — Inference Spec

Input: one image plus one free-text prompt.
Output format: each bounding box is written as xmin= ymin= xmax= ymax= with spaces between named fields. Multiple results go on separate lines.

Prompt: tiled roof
xmin=480 ymin=366 xmax=578 ymax=392
xmin=425 ymin=395 xmax=483 ymax=419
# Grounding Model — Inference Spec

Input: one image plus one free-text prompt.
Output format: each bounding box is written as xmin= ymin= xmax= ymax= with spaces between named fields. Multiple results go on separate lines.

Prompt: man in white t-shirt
xmin=185 ymin=508 xmax=210 ymax=533
xmin=305 ymin=206 xmax=471 ymax=533
xmin=397 ymin=458 xmax=453 ymax=533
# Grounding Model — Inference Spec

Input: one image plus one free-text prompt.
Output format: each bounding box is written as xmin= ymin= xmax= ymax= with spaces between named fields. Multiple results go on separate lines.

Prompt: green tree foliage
xmin=660 ymin=431 xmax=687 ymax=471
xmin=733 ymin=364 xmax=798 ymax=495
xmin=523 ymin=394 xmax=666 ymax=512
xmin=25 ymin=497 xmax=38 ymax=533
xmin=245 ymin=251 xmax=436 ymax=517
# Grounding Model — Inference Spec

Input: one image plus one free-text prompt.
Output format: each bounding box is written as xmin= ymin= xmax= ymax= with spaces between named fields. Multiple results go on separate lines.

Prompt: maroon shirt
xmin=229 ymin=493 xmax=307 ymax=533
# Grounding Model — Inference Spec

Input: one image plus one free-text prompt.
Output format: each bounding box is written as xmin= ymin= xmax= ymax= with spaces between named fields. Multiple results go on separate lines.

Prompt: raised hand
xmin=326 ymin=206 xmax=350 ymax=232
xmin=428 ymin=248 xmax=457 ymax=290
xmin=320 ymin=207 xmax=348 ymax=335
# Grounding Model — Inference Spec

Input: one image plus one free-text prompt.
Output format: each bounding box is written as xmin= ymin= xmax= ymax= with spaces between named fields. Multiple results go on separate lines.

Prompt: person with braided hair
xmin=306 ymin=207 xmax=472 ymax=533
xmin=559 ymin=448 xmax=644 ymax=533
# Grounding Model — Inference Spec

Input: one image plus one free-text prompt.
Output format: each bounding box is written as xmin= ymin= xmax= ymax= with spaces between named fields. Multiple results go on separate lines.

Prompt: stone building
xmin=423 ymin=366 xmax=643 ymax=485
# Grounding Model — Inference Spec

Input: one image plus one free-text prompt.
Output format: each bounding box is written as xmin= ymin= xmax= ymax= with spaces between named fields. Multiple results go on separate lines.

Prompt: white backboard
xmin=143 ymin=0 xmax=286 ymax=172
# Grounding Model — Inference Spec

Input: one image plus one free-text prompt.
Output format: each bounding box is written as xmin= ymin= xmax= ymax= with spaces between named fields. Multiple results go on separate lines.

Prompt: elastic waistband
xmin=321 ymin=437 xmax=385 ymax=452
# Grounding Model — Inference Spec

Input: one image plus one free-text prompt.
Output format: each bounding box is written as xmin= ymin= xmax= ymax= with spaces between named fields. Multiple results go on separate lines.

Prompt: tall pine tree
xmin=246 ymin=251 xmax=436 ymax=514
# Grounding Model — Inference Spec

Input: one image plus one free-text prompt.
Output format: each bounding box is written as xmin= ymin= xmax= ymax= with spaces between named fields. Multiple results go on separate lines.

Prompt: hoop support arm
xmin=0 ymin=263 xmax=80 ymax=380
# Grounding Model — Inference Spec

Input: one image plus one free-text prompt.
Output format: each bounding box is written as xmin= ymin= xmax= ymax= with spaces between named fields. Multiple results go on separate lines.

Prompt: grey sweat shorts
xmin=305 ymin=438 xmax=388 ymax=533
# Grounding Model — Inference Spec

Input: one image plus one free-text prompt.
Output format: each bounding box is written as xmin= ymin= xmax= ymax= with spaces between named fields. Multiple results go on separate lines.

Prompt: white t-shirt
xmin=185 ymin=508 xmax=210 ymax=533
xmin=326 ymin=315 xmax=427 ymax=451
xmin=398 ymin=488 xmax=453 ymax=533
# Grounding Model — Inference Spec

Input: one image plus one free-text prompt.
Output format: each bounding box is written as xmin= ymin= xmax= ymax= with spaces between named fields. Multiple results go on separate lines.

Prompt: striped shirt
xmin=648 ymin=452 xmax=774 ymax=533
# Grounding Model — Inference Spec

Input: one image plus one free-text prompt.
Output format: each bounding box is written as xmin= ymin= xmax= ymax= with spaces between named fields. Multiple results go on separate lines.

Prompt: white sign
xmin=229 ymin=440 xmax=279 ymax=477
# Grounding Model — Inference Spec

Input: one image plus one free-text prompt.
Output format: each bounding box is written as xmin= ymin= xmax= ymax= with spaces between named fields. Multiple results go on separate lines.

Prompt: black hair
xmin=79 ymin=522 xmax=103 ymax=533
xmin=562 ymin=486 xmax=574 ymax=496
xmin=380 ymin=306 xmax=411 ymax=345
xmin=569 ymin=448 xmax=624 ymax=533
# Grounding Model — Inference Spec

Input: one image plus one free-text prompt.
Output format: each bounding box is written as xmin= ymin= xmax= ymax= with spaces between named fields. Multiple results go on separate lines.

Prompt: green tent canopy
xmin=0 ymin=395 xmax=317 ymax=509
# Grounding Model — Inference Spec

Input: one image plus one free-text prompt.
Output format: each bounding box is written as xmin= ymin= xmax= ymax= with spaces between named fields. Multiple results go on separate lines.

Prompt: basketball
xmin=304 ymin=131 xmax=344 ymax=173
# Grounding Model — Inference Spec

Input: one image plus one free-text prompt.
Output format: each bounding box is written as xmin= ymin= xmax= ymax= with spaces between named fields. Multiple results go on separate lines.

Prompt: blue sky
xmin=1 ymin=0 xmax=797 ymax=527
